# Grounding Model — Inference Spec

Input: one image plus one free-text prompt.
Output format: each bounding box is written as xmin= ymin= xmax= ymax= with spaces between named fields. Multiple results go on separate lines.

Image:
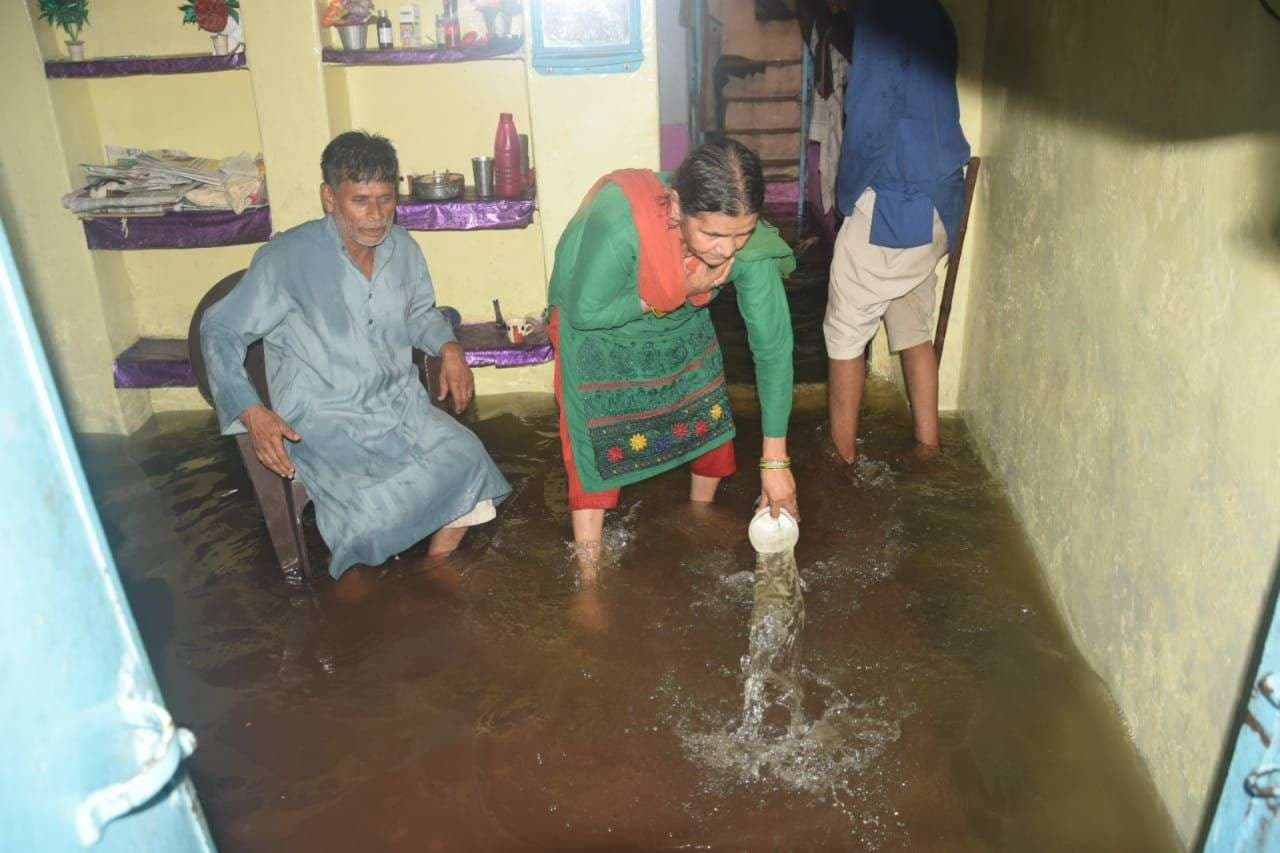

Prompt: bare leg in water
xmin=427 ymin=526 xmax=467 ymax=556
xmin=827 ymin=354 xmax=866 ymax=464
xmin=569 ymin=509 xmax=607 ymax=631
xmin=690 ymin=473 xmax=722 ymax=503
xmin=829 ymin=342 xmax=941 ymax=466
xmin=899 ymin=340 xmax=940 ymax=461
xmin=571 ymin=509 xmax=606 ymax=578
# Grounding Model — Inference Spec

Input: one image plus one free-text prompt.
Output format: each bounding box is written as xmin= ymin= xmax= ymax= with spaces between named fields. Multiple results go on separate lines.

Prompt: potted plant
xmin=178 ymin=0 xmax=241 ymax=55
xmin=37 ymin=0 xmax=90 ymax=61
xmin=322 ymin=0 xmax=375 ymax=50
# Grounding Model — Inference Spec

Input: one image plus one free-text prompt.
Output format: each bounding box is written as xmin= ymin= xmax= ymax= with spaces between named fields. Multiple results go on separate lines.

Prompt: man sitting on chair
xmin=201 ymin=130 xmax=510 ymax=579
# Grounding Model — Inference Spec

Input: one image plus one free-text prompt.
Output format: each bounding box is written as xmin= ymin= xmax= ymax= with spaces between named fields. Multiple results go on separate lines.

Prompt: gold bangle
xmin=758 ymin=458 xmax=791 ymax=470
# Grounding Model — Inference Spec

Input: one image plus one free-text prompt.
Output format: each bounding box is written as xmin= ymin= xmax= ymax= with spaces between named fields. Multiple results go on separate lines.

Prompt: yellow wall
xmin=241 ymin=0 xmax=334 ymax=232
xmin=525 ymin=1 xmax=661 ymax=273
xmin=43 ymin=0 xmax=236 ymax=58
xmin=337 ymin=59 xmax=549 ymax=327
xmin=0 ymin=0 xmax=661 ymax=424
xmin=4 ymin=0 xmax=271 ymax=430
xmin=958 ymin=1 xmax=1280 ymax=840
xmin=0 ymin=3 xmax=149 ymax=434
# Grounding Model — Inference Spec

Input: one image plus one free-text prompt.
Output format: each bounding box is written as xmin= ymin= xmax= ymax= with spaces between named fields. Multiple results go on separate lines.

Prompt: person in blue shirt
xmin=824 ymin=0 xmax=971 ymax=464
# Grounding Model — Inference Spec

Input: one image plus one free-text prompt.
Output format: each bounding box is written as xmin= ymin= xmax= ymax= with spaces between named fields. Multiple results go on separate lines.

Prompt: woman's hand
xmin=684 ymin=256 xmax=734 ymax=298
xmin=760 ymin=467 xmax=799 ymax=521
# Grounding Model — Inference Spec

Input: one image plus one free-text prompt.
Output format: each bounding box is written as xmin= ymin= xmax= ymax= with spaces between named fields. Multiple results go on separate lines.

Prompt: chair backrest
xmin=187 ymin=269 xmax=270 ymax=408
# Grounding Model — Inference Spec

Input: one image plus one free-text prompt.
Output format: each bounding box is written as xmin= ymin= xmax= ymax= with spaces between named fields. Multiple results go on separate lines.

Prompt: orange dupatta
xmin=577 ymin=169 xmax=713 ymax=315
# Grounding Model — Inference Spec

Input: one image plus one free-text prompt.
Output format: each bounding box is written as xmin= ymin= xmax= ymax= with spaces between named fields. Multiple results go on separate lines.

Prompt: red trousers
xmin=551 ymin=310 xmax=736 ymax=511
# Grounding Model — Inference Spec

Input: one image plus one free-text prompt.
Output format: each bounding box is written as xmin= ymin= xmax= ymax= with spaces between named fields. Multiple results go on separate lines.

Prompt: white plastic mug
xmin=748 ymin=507 xmax=799 ymax=554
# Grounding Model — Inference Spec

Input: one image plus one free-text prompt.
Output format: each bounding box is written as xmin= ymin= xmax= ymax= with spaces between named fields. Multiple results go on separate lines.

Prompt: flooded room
xmin=2 ymin=0 xmax=1278 ymax=850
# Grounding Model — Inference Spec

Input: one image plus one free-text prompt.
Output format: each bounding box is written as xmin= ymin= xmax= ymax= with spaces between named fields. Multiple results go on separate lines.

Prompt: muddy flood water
xmin=81 ymin=376 xmax=1180 ymax=850
xmin=78 ymin=218 xmax=1178 ymax=852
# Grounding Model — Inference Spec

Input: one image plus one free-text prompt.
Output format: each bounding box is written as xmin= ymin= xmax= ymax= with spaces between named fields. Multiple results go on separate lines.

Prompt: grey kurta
xmin=201 ymin=215 xmax=510 ymax=579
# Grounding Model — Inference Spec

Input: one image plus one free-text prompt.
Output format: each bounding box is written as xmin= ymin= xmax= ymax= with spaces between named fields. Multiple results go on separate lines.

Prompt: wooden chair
xmin=933 ymin=155 xmax=981 ymax=366
xmin=188 ymin=270 xmax=453 ymax=582
xmin=189 ymin=271 xmax=318 ymax=581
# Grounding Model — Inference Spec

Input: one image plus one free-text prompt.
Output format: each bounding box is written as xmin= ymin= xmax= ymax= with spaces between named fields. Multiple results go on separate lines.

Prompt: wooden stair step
xmin=725 ymin=127 xmax=801 ymax=136
xmin=723 ymin=94 xmax=799 ymax=103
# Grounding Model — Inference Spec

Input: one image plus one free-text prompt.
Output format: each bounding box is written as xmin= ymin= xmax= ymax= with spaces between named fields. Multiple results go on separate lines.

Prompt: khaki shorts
xmin=823 ymin=188 xmax=949 ymax=359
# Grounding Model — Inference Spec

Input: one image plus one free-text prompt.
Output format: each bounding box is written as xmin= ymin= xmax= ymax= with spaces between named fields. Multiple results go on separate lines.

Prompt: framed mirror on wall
xmin=530 ymin=0 xmax=644 ymax=74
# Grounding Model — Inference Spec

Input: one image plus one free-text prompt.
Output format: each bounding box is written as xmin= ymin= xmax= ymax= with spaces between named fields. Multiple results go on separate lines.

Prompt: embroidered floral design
xmin=629 ymin=433 xmax=649 ymax=452
xmin=694 ymin=419 xmax=709 ymax=436
xmin=710 ymin=403 xmax=724 ymax=421
xmin=607 ymin=446 xmax=624 ymax=463
xmin=673 ymin=422 xmax=689 ymax=439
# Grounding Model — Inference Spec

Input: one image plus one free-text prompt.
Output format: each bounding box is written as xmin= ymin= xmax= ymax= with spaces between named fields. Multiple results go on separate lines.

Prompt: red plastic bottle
xmin=493 ymin=113 xmax=523 ymax=199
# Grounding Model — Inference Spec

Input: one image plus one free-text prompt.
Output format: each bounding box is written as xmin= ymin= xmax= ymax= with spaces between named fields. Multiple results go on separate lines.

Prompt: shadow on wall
xmin=956 ymin=0 xmax=1280 ymax=258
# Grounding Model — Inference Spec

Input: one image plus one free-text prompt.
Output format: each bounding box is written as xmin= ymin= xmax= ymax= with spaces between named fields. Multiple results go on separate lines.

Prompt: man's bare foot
xmin=415 ymin=552 xmax=464 ymax=594
xmin=334 ymin=565 xmax=377 ymax=604
xmin=427 ymin=525 xmax=467 ymax=556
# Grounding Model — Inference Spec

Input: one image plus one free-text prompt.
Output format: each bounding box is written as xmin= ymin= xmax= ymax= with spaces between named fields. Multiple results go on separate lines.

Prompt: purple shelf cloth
xmin=114 ymin=325 xmax=552 ymax=389
xmin=113 ymin=339 xmax=196 ymax=389
xmin=453 ymin=323 xmax=553 ymax=368
xmin=322 ymin=36 xmax=521 ymax=65
xmin=396 ymin=194 xmax=535 ymax=231
xmin=83 ymin=207 xmax=272 ymax=251
xmin=46 ymin=52 xmax=246 ymax=78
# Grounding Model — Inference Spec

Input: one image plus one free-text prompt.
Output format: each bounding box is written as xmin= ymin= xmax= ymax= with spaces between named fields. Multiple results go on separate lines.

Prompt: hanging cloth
xmin=797 ymin=0 xmax=853 ymax=98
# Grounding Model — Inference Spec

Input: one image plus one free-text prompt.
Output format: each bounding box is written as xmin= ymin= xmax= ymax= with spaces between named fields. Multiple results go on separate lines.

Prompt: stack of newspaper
xmin=62 ymin=146 xmax=268 ymax=218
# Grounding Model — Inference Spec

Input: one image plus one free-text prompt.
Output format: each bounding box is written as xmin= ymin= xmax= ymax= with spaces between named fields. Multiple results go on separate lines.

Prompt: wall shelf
xmin=83 ymin=207 xmax=271 ymax=251
xmin=45 ymin=52 xmax=247 ymax=79
xmin=397 ymin=191 xmax=535 ymax=232
xmin=114 ymin=323 xmax=551 ymax=389
xmin=322 ymin=36 xmax=522 ymax=66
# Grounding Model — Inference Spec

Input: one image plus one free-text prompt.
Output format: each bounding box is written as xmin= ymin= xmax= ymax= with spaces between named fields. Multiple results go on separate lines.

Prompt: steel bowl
xmin=408 ymin=171 xmax=464 ymax=201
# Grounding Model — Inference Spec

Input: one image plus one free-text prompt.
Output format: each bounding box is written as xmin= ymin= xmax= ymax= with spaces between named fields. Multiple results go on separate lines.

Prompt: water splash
xmin=738 ymin=548 xmax=806 ymax=740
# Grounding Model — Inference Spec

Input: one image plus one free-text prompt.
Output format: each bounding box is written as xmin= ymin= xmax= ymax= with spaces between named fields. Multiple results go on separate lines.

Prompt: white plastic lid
xmin=748 ymin=507 xmax=799 ymax=554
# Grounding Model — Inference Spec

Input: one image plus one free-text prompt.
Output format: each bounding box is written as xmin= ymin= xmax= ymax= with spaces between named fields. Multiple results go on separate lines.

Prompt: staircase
xmin=720 ymin=58 xmax=804 ymax=183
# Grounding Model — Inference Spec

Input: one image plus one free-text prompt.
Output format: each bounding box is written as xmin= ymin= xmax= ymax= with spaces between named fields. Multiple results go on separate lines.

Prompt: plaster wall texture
xmin=0 ymin=0 xmax=663 ymax=416
xmin=44 ymin=0 xmax=239 ymax=58
xmin=87 ymin=69 xmax=263 ymax=340
xmin=958 ymin=0 xmax=1280 ymax=841
xmin=0 ymin=2 xmax=148 ymax=433
xmin=241 ymin=0 xmax=335 ymax=233
xmin=526 ymin=1 xmax=660 ymax=277
xmin=339 ymin=61 xmax=547 ymax=319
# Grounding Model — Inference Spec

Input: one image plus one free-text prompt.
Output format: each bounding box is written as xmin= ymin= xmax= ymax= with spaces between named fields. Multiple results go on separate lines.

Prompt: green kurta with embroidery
xmin=549 ymin=181 xmax=796 ymax=493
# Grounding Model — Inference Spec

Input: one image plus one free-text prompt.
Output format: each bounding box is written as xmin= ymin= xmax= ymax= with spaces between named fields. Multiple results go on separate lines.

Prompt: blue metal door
xmin=1204 ymin=586 xmax=1280 ymax=851
xmin=0 ymin=219 xmax=215 ymax=851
